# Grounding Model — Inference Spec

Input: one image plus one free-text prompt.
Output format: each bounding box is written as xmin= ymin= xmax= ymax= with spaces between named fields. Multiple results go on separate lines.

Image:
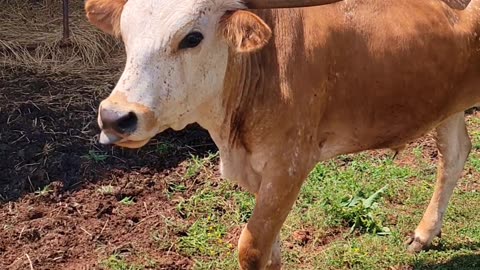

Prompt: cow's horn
xmin=245 ymin=0 xmax=343 ymax=9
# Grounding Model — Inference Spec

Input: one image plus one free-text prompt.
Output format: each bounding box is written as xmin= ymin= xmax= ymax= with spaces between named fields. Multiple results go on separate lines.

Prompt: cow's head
xmin=85 ymin=0 xmax=341 ymax=148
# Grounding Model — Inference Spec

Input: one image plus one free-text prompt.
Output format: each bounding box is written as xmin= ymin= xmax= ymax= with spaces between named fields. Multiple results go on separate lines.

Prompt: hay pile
xmin=0 ymin=0 xmax=124 ymax=76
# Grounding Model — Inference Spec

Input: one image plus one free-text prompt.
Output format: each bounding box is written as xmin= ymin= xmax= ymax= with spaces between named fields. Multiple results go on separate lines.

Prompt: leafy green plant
xmin=119 ymin=197 xmax=135 ymax=206
xmin=156 ymin=142 xmax=175 ymax=155
xmin=34 ymin=184 xmax=53 ymax=197
xmin=84 ymin=150 xmax=108 ymax=163
xmin=324 ymin=185 xmax=390 ymax=235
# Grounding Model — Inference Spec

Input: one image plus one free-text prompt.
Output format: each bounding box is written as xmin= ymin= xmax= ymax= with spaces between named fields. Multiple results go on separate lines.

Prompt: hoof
xmin=404 ymin=234 xmax=428 ymax=253
xmin=404 ymin=230 xmax=442 ymax=253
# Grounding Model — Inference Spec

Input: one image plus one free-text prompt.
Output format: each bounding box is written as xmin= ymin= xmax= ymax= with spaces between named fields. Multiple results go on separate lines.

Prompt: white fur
xmin=107 ymin=0 xmax=245 ymax=141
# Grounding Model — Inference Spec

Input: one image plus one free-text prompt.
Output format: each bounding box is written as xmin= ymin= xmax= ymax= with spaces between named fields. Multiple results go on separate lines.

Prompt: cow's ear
xmin=85 ymin=0 xmax=126 ymax=37
xmin=220 ymin=10 xmax=272 ymax=53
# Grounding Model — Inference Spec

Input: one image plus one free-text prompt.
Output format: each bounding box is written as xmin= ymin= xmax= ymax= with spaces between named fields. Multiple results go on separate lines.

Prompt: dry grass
xmin=0 ymin=0 xmax=124 ymax=76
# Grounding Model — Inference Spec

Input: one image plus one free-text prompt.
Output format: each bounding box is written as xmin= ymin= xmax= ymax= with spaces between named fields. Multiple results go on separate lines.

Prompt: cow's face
xmin=85 ymin=0 xmax=271 ymax=148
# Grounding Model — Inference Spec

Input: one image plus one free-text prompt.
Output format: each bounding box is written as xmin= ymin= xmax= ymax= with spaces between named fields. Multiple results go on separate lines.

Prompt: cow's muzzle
xmin=97 ymin=92 xmax=157 ymax=148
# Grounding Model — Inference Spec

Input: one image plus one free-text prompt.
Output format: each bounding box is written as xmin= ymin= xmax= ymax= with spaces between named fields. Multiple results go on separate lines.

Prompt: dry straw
xmin=0 ymin=0 xmax=124 ymax=76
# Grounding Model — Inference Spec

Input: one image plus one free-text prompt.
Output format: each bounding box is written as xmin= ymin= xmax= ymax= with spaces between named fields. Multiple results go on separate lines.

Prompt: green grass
xmin=156 ymin=141 xmax=176 ymax=155
xmin=104 ymin=115 xmax=480 ymax=269
xmin=34 ymin=184 xmax=53 ymax=197
xmin=84 ymin=150 xmax=109 ymax=163
xmin=119 ymin=196 xmax=135 ymax=206
xmin=100 ymin=254 xmax=144 ymax=270
xmin=174 ymin=180 xmax=253 ymax=260
xmin=184 ymin=152 xmax=219 ymax=180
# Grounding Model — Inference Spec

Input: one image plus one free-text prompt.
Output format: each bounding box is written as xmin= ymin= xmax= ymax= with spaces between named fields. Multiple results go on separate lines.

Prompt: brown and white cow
xmin=85 ymin=0 xmax=480 ymax=269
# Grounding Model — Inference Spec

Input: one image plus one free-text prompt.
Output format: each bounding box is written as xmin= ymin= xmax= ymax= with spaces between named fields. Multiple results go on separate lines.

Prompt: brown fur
xmin=221 ymin=1 xmax=480 ymax=156
xmin=85 ymin=0 xmax=126 ymax=37
xmin=238 ymin=226 xmax=263 ymax=270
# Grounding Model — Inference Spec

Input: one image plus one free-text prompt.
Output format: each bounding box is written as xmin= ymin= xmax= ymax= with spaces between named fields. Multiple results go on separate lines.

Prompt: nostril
xmin=116 ymin=111 xmax=138 ymax=133
xmin=100 ymin=109 xmax=138 ymax=135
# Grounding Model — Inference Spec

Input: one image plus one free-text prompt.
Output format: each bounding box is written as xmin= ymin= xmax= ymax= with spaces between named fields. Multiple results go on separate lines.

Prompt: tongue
xmin=99 ymin=131 xmax=121 ymax=144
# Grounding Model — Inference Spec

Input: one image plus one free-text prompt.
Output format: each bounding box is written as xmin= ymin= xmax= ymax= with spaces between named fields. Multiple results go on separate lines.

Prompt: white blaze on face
xmin=112 ymin=0 xmax=243 ymax=133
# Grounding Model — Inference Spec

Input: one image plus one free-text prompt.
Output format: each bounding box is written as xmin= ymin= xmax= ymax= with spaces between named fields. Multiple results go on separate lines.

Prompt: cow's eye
xmin=179 ymin=32 xmax=204 ymax=49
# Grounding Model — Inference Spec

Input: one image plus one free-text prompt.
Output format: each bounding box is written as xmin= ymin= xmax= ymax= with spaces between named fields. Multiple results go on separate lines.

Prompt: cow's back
xmin=247 ymin=0 xmax=480 ymax=156
xmin=323 ymin=0 xmax=478 ymax=149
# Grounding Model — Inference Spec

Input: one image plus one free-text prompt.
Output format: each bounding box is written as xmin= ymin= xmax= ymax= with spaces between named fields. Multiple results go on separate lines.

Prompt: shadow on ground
xmin=0 ymin=66 xmax=216 ymax=202
xmin=415 ymin=253 xmax=480 ymax=269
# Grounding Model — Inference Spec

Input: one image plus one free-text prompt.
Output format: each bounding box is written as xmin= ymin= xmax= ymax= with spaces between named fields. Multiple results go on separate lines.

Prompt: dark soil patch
xmin=0 ymin=67 xmax=216 ymax=201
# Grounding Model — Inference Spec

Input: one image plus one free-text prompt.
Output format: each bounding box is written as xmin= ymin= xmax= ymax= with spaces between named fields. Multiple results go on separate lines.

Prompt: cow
xmin=85 ymin=0 xmax=480 ymax=269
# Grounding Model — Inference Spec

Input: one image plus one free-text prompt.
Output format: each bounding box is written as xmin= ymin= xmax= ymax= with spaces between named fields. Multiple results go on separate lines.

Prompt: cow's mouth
xmin=115 ymin=139 xmax=150 ymax=148
xmin=99 ymin=130 xmax=150 ymax=149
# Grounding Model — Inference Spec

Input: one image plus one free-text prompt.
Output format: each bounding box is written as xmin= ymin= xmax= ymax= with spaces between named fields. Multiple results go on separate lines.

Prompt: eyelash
xmin=179 ymin=32 xmax=204 ymax=49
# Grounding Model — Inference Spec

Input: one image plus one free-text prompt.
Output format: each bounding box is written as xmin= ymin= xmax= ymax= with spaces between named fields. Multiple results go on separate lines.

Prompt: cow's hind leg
xmin=406 ymin=112 xmax=471 ymax=252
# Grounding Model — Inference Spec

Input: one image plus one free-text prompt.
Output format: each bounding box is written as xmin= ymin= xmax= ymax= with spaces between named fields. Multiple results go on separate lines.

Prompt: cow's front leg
xmin=406 ymin=112 xmax=471 ymax=252
xmin=238 ymin=176 xmax=303 ymax=270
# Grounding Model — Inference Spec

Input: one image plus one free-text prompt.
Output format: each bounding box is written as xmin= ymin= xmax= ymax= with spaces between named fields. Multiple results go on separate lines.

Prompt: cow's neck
xmin=195 ymin=49 xmax=277 ymax=192
xmin=212 ymin=10 xmax=299 ymax=149
xmin=199 ymin=9 xmax=327 ymax=166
